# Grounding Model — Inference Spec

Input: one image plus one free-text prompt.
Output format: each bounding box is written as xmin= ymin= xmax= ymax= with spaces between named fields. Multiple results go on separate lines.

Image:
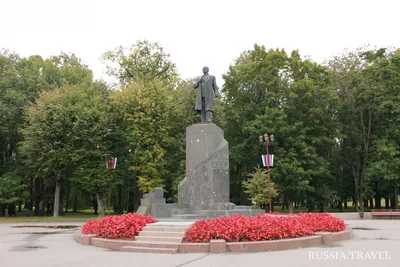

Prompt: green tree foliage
xmin=242 ymin=166 xmax=278 ymax=208
xmin=103 ymin=40 xmax=178 ymax=87
xmin=109 ymin=79 xmax=173 ymax=193
xmin=2 ymin=41 xmax=399 ymax=216
xmin=19 ymin=82 xmax=112 ymax=216
xmin=1 ymin=50 xmax=93 ymax=216
xmin=0 ymin=172 xmax=26 ymax=213
xmin=327 ymin=47 xmax=400 ymax=211
xmin=105 ymin=41 xmax=198 ymax=201
xmin=223 ymin=46 xmax=339 ymax=212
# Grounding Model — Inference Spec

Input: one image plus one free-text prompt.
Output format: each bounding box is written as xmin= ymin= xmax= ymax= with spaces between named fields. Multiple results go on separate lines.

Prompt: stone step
xmin=171 ymin=214 xmax=206 ymax=220
xmin=139 ymin=231 xmax=185 ymax=237
xmin=145 ymin=223 xmax=190 ymax=228
xmin=142 ymin=226 xmax=187 ymax=233
xmin=196 ymin=210 xmax=229 ymax=217
xmin=235 ymin=205 xmax=252 ymax=210
xmin=121 ymin=246 xmax=178 ymax=254
xmin=126 ymin=240 xmax=180 ymax=249
xmin=135 ymin=236 xmax=183 ymax=242
xmin=170 ymin=208 xmax=189 ymax=215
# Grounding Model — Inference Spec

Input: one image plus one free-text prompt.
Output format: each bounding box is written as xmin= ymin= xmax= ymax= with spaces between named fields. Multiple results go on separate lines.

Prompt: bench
xmin=371 ymin=209 xmax=400 ymax=220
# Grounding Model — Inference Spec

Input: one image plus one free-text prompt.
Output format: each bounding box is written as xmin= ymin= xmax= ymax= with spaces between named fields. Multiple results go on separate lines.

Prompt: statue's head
xmin=202 ymin=66 xmax=209 ymax=74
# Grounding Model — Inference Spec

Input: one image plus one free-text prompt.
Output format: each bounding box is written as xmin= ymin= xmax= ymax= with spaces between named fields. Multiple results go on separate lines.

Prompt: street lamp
xmin=259 ymin=133 xmax=274 ymax=212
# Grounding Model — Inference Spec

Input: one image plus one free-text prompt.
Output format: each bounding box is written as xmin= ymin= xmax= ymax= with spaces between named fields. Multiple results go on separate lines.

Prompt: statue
xmin=193 ymin=66 xmax=220 ymax=123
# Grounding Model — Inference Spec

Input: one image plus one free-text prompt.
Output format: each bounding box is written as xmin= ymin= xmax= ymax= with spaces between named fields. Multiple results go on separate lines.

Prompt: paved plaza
xmin=0 ymin=220 xmax=399 ymax=267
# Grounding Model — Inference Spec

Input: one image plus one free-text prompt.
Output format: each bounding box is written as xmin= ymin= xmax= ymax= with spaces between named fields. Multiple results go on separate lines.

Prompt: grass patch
xmin=0 ymin=211 xmax=101 ymax=222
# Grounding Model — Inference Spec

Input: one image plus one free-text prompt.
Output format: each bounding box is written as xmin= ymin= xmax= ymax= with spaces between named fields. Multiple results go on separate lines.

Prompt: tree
xmin=327 ymin=47 xmax=396 ymax=212
xmin=362 ymin=49 xmax=400 ymax=209
xmin=104 ymin=40 xmax=197 ymax=204
xmin=242 ymin=166 xmax=278 ymax=209
xmin=109 ymin=80 xmax=172 ymax=193
xmin=65 ymin=81 xmax=118 ymax=216
xmin=1 ymin=50 xmax=93 ymax=216
xmin=223 ymin=46 xmax=338 ymax=212
xmin=102 ymin=40 xmax=178 ymax=87
xmin=20 ymin=81 xmax=111 ymax=216
xmin=222 ymin=45 xmax=289 ymax=204
xmin=0 ymin=172 xmax=26 ymax=216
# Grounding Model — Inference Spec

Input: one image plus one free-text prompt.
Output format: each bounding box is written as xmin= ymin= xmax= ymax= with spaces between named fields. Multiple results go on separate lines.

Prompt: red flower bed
xmin=81 ymin=213 xmax=157 ymax=240
xmin=184 ymin=213 xmax=346 ymax=243
xmin=296 ymin=213 xmax=347 ymax=232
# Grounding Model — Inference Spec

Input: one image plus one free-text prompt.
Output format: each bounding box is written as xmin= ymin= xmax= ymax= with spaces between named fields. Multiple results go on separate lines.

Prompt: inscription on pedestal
xmin=211 ymin=156 xmax=228 ymax=169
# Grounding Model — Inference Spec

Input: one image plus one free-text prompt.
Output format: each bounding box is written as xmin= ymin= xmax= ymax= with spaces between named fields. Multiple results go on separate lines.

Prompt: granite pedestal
xmin=137 ymin=124 xmax=263 ymax=219
xmin=178 ymin=123 xmax=233 ymax=213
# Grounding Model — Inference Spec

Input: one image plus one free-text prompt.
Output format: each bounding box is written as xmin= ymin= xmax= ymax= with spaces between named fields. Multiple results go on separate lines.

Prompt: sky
xmin=1 ymin=0 xmax=399 ymax=87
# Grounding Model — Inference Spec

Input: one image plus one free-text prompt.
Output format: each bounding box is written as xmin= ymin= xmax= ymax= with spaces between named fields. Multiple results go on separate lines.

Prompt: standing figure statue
xmin=194 ymin=66 xmax=220 ymax=123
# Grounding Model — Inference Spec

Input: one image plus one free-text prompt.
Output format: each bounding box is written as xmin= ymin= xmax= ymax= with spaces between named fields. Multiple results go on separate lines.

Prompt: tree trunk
xmin=133 ymin=171 xmax=141 ymax=212
xmin=363 ymin=198 xmax=368 ymax=208
xmin=59 ymin=194 xmax=64 ymax=216
xmin=282 ymin=195 xmax=287 ymax=211
xmin=390 ymin=196 xmax=395 ymax=209
xmin=118 ymin=184 xmax=123 ymax=214
xmin=288 ymin=200 xmax=294 ymax=213
xmin=385 ymin=198 xmax=390 ymax=208
xmin=394 ymin=184 xmax=399 ymax=209
xmin=375 ymin=194 xmax=381 ymax=209
xmin=369 ymin=198 xmax=374 ymax=209
xmin=73 ymin=196 xmax=78 ymax=212
xmin=127 ymin=189 xmax=134 ymax=212
xmin=65 ymin=181 xmax=70 ymax=213
xmin=93 ymin=196 xmax=98 ymax=215
xmin=96 ymin=193 xmax=105 ymax=216
xmin=306 ymin=198 xmax=314 ymax=212
xmin=34 ymin=177 xmax=41 ymax=216
xmin=344 ymin=200 xmax=348 ymax=209
xmin=359 ymin=199 xmax=365 ymax=213
xmin=53 ymin=180 xmax=61 ymax=217
xmin=318 ymin=203 xmax=324 ymax=212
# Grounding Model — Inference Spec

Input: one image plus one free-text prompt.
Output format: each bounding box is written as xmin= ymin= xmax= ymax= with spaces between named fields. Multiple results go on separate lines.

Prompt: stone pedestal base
xmin=136 ymin=187 xmax=180 ymax=218
xmin=178 ymin=123 xmax=230 ymax=213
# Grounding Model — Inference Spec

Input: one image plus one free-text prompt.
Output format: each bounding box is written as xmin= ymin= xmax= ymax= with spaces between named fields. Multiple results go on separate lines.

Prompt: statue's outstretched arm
xmin=194 ymin=77 xmax=201 ymax=89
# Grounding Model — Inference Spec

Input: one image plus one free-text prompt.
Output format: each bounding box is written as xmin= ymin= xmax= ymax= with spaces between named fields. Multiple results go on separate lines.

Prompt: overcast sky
xmin=1 ymin=0 xmax=399 ymax=86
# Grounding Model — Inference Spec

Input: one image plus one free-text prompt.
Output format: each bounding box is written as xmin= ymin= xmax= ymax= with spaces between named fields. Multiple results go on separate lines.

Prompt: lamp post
xmin=259 ymin=133 xmax=274 ymax=212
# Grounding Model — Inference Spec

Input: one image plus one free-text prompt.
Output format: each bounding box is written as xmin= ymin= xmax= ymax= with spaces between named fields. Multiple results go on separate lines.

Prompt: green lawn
xmin=2 ymin=198 xmax=398 ymax=222
xmin=0 ymin=211 xmax=100 ymax=222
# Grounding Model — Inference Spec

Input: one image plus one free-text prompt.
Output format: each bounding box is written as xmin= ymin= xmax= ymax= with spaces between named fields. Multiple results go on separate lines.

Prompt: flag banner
xmin=107 ymin=157 xmax=117 ymax=169
xmin=261 ymin=154 xmax=274 ymax=167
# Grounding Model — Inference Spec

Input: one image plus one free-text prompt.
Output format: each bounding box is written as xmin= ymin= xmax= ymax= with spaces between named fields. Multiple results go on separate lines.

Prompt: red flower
xmin=183 ymin=213 xmax=346 ymax=243
xmin=81 ymin=213 xmax=158 ymax=240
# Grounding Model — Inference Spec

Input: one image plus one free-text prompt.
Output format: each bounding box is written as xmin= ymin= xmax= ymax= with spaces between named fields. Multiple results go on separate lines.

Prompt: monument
xmin=137 ymin=67 xmax=262 ymax=219
xmin=193 ymin=66 xmax=219 ymax=123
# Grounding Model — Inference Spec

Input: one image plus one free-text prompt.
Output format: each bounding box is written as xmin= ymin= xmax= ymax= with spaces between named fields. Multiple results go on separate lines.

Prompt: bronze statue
xmin=193 ymin=66 xmax=219 ymax=123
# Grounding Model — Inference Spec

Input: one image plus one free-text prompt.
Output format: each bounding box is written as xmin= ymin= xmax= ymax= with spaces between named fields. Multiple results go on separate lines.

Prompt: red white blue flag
xmin=261 ymin=154 xmax=274 ymax=167
xmin=107 ymin=157 xmax=117 ymax=169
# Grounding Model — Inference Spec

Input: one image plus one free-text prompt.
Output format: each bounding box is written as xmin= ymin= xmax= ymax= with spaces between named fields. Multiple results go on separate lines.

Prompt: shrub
xmin=184 ymin=213 xmax=346 ymax=243
xmin=81 ymin=213 xmax=157 ymax=239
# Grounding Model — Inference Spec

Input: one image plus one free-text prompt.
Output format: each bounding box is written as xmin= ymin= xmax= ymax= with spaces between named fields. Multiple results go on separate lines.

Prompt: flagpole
xmin=107 ymin=157 xmax=117 ymax=216
xmin=108 ymin=170 xmax=112 ymax=216
xmin=266 ymin=142 xmax=271 ymax=213
xmin=260 ymin=134 xmax=274 ymax=213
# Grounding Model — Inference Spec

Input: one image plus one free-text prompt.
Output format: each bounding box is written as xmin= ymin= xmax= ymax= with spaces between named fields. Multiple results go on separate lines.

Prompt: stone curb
xmin=74 ymin=228 xmax=353 ymax=254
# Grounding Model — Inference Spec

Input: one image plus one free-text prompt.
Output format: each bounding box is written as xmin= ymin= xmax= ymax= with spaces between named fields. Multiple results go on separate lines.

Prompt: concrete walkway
xmin=1 ymin=220 xmax=399 ymax=267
